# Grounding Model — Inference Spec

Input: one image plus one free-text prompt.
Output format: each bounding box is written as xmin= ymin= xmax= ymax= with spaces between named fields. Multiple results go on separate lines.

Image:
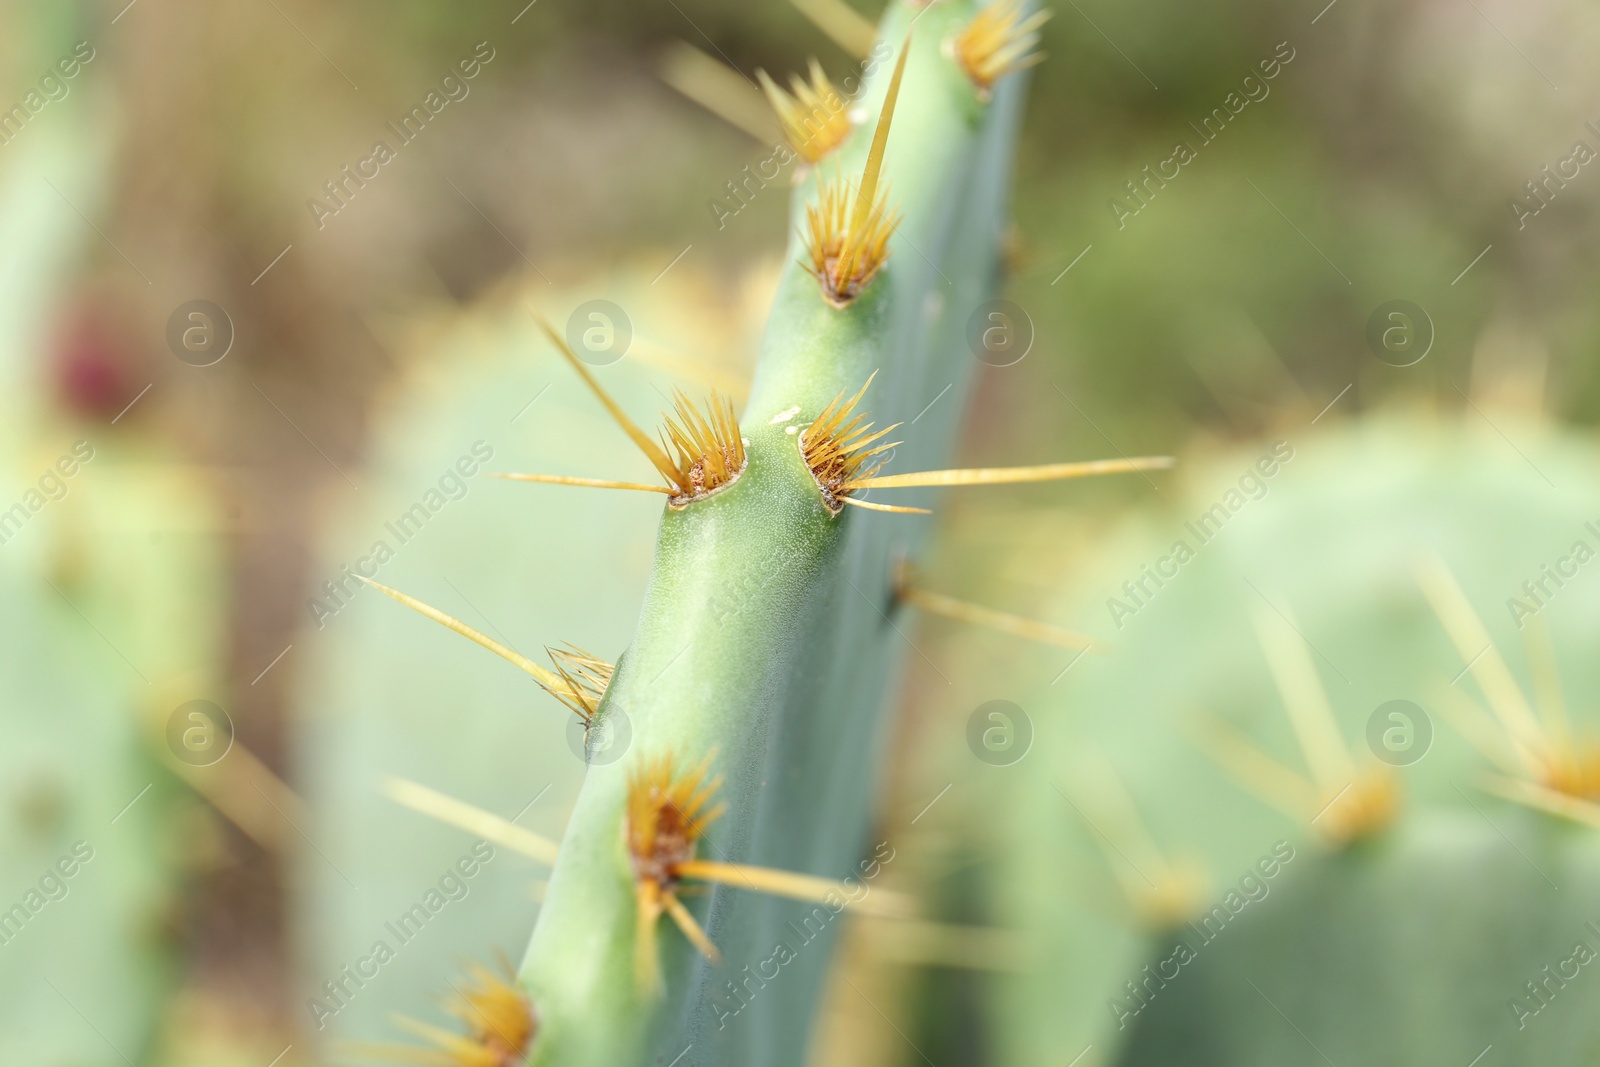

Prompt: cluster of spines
xmin=493 ymin=318 xmax=746 ymax=507
xmin=950 ymin=0 xmax=1050 ymax=94
xmin=1057 ymin=758 xmax=1211 ymax=929
xmin=758 ymin=59 xmax=853 ymax=164
xmin=800 ymin=372 xmax=906 ymax=513
xmin=384 ymin=750 xmax=916 ymax=1002
xmin=1195 ymin=604 xmax=1399 ymax=846
xmin=799 ymin=373 xmax=1173 ymax=516
xmin=658 ymin=387 xmax=747 ymax=501
xmin=801 ymin=34 xmax=910 ymax=308
xmin=546 ymin=645 xmax=615 ymax=721
xmin=360 ymin=961 xmax=535 ymax=1067
xmin=627 ymin=752 xmax=729 ymax=988
xmin=1420 ymin=560 xmax=1600 ymax=811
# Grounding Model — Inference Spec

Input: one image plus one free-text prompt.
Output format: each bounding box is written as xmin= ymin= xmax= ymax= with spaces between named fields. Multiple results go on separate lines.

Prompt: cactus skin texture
xmin=954 ymin=414 xmax=1600 ymax=1067
xmin=504 ymin=3 xmax=1035 ymax=1064
xmin=1114 ymin=812 xmax=1600 ymax=1065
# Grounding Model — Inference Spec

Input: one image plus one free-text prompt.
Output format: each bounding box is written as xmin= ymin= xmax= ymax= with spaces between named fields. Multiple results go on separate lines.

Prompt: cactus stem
xmin=537 ymin=316 xmax=747 ymax=505
xmin=355 ymin=575 xmax=596 ymax=717
xmin=759 ymin=60 xmax=853 ymax=164
xmin=787 ymin=0 xmax=876 ymax=58
xmin=892 ymin=560 xmax=1097 ymax=650
xmin=844 ymin=455 xmax=1175 ymax=490
xmin=485 ymin=472 xmax=675 ymax=495
xmin=951 ymin=0 xmax=1050 ymax=94
xmin=383 ymin=777 xmax=561 ymax=864
xmin=805 ymin=35 xmax=910 ymax=306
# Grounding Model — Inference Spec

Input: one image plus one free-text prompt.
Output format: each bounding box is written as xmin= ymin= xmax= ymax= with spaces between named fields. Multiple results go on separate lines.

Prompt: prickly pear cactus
xmin=0 ymin=21 xmax=225 ymax=1058
xmin=0 ymin=430 xmax=226 ymax=1067
xmin=349 ymin=4 xmax=1162 ymax=1065
xmin=934 ymin=411 xmax=1600 ymax=1066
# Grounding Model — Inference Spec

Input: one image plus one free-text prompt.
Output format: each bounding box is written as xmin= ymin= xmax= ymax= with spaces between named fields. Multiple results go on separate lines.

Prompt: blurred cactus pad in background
xmin=7 ymin=0 xmax=1600 ymax=1065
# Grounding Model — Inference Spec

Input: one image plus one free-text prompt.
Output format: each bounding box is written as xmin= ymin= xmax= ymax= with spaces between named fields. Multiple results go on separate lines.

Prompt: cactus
xmin=0 ymin=22 xmax=227 ymax=1058
xmin=0 ymin=415 xmax=226 ymax=1067
xmin=292 ymin=263 xmax=748 ymax=1049
xmin=345 ymin=3 xmax=1175 ymax=1064
xmin=876 ymin=412 xmax=1600 ymax=1066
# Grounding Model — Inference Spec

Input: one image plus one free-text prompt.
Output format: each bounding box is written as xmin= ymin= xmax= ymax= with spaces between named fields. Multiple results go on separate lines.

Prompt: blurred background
xmin=4 ymin=0 xmax=1600 ymax=1064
